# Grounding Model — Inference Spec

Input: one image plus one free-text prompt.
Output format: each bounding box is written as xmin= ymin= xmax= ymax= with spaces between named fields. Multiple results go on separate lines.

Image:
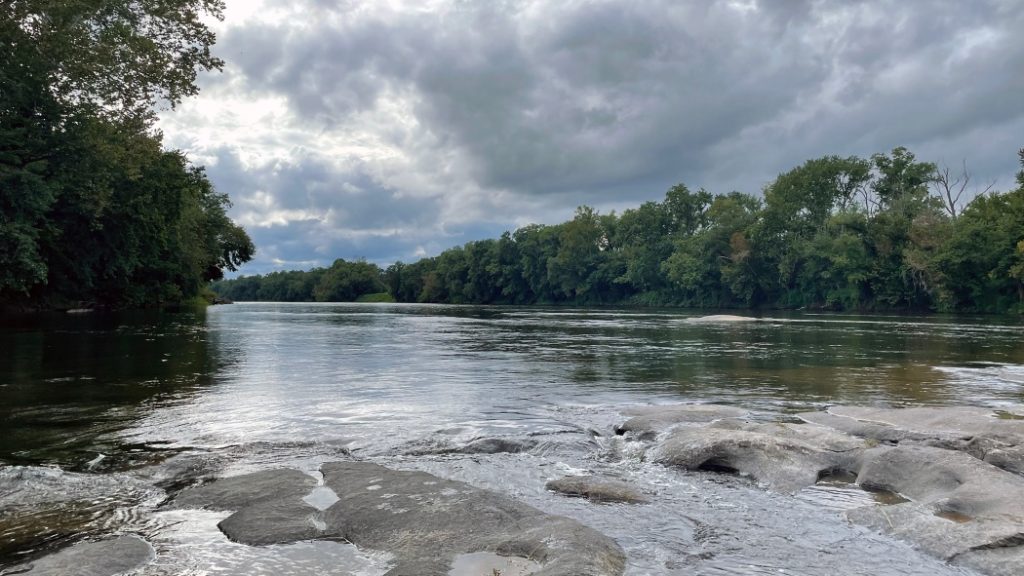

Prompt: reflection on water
xmin=0 ymin=310 xmax=219 ymax=469
xmin=1 ymin=303 xmax=1021 ymax=575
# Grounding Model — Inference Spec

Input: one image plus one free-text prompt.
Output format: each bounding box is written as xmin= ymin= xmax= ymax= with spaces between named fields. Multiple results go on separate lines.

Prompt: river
xmin=2 ymin=303 xmax=1023 ymax=575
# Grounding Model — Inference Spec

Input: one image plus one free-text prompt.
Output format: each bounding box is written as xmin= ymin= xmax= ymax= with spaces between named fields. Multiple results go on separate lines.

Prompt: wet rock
xmin=848 ymin=445 xmax=1024 ymax=575
xmin=621 ymin=405 xmax=1024 ymax=575
xmin=136 ymin=441 xmax=351 ymax=493
xmin=953 ymin=546 xmax=1024 ymax=576
xmin=11 ymin=535 xmax=154 ymax=576
xmin=172 ymin=468 xmax=317 ymax=511
xmin=796 ymin=410 xmax=910 ymax=444
xmin=855 ymin=445 xmax=1024 ymax=522
xmin=984 ymin=446 xmax=1024 ymax=476
xmin=165 ymin=462 xmax=625 ymax=575
xmin=616 ymin=404 xmax=748 ymax=438
xmin=133 ymin=452 xmax=224 ymax=492
xmin=321 ymin=461 xmax=626 ymax=576
xmin=217 ymin=498 xmax=324 ymax=546
xmin=459 ymin=437 xmax=538 ymax=454
xmin=652 ymin=421 xmax=863 ymax=493
xmin=402 ymin=436 xmax=539 ymax=456
xmin=172 ymin=468 xmax=323 ymax=545
xmin=798 ymin=406 xmax=1024 ymax=476
xmin=545 ymin=475 xmax=648 ymax=504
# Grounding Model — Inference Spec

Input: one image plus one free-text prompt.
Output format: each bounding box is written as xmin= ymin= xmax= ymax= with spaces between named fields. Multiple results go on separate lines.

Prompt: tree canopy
xmin=1 ymin=0 xmax=252 ymax=309
xmin=214 ymin=147 xmax=1024 ymax=315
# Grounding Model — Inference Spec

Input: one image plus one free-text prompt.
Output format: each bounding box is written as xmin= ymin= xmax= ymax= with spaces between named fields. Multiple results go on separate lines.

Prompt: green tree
xmin=312 ymin=259 xmax=386 ymax=302
xmin=5 ymin=0 xmax=225 ymax=121
xmin=2 ymin=0 xmax=251 ymax=308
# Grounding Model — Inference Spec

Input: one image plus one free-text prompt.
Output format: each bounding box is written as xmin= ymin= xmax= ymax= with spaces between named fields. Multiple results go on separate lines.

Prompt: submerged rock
xmin=10 ymin=535 xmax=154 ymax=576
xmin=546 ymin=475 xmax=649 ymax=504
xmin=615 ymin=404 xmax=748 ymax=438
xmin=460 ymin=437 xmax=539 ymax=454
xmin=404 ymin=436 xmax=539 ymax=456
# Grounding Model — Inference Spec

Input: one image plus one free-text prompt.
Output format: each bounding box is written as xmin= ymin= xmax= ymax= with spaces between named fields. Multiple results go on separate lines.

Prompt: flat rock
xmin=848 ymin=445 xmax=1024 ymax=575
xmin=798 ymin=406 xmax=1024 ymax=475
xmin=164 ymin=462 xmax=625 ymax=576
xmin=172 ymin=468 xmax=323 ymax=545
xmin=545 ymin=475 xmax=648 ymax=504
xmin=172 ymin=468 xmax=317 ymax=511
xmin=616 ymin=404 xmax=748 ymax=437
xmin=652 ymin=421 xmax=864 ymax=493
xmin=321 ymin=461 xmax=626 ymax=576
xmin=11 ymin=535 xmax=154 ymax=576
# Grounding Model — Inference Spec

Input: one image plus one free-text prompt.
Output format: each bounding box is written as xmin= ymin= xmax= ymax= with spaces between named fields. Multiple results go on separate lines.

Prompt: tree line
xmin=1 ymin=1 xmax=253 ymax=310
xmin=214 ymin=147 xmax=1024 ymax=314
xmin=212 ymin=259 xmax=389 ymax=303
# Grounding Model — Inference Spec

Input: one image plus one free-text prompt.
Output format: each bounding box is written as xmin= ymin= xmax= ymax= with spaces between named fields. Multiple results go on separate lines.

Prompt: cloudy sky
xmin=157 ymin=0 xmax=1024 ymax=275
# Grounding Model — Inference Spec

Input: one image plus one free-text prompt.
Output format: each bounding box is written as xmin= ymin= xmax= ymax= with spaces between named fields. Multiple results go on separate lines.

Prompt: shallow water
xmin=2 ymin=303 xmax=1023 ymax=574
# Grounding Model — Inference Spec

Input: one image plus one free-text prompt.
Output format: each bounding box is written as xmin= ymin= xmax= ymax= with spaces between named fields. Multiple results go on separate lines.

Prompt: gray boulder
xmin=172 ymin=468 xmax=324 ymax=545
xmin=848 ymin=445 xmax=1024 ymax=575
xmin=10 ymin=535 xmax=154 ymax=576
xmin=652 ymin=420 xmax=864 ymax=492
xmin=545 ymin=475 xmax=649 ymax=504
xmin=798 ymin=406 xmax=1024 ymax=475
xmin=321 ymin=461 xmax=626 ymax=576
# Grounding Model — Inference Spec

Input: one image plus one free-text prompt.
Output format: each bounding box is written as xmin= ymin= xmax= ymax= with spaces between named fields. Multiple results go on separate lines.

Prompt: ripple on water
xmin=0 ymin=466 xmax=162 ymax=567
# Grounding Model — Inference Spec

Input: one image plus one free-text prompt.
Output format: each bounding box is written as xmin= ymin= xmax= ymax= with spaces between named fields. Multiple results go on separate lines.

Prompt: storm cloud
xmin=157 ymin=0 xmax=1024 ymax=274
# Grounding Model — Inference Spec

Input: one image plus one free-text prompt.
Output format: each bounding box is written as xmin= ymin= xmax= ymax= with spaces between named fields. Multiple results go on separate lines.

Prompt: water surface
xmin=2 ymin=303 xmax=1022 ymax=575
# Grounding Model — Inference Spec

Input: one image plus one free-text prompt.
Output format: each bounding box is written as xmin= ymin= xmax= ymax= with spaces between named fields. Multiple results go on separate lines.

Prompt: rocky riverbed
xmin=3 ymin=404 xmax=1023 ymax=575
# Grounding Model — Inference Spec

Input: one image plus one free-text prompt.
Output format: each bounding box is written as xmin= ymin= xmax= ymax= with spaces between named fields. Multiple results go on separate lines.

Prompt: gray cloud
xmin=159 ymin=0 xmax=1024 ymax=274
xmin=201 ymin=147 xmax=489 ymax=273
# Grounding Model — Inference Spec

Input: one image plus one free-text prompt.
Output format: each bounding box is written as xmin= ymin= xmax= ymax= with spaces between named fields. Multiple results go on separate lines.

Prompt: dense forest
xmin=215 ymin=147 xmax=1024 ymax=314
xmin=1 ymin=1 xmax=253 ymax=310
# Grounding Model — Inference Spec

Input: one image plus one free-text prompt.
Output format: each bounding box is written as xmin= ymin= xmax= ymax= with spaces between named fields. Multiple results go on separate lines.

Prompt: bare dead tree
xmin=931 ymin=160 xmax=995 ymax=220
xmin=858 ymin=185 xmax=878 ymax=218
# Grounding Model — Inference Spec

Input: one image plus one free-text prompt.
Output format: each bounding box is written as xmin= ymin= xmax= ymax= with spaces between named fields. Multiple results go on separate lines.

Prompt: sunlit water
xmin=2 ymin=303 xmax=1023 ymax=575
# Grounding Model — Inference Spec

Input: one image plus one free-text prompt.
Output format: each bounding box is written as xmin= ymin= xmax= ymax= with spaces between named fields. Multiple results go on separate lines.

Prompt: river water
xmin=2 ymin=303 xmax=1023 ymax=575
